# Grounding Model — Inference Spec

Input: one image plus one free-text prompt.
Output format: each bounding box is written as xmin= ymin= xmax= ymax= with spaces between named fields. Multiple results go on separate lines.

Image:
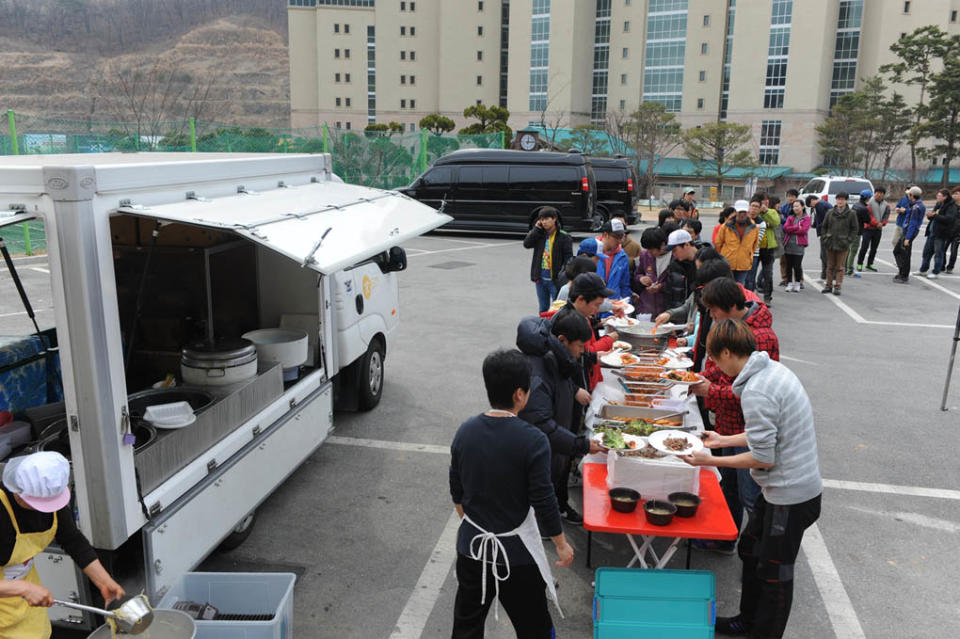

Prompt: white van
xmin=799 ymin=175 xmax=875 ymax=205
xmin=0 ymin=153 xmax=449 ymax=629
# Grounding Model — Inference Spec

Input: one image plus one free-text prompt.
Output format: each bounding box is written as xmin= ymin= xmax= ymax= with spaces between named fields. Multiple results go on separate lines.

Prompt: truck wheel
xmin=358 ymin=340 xmax=384 ymax=411
xmin=590 ymin=213 xmax=605 ymax=232
xmin=218 ymin=511 xmax=256 ymax=551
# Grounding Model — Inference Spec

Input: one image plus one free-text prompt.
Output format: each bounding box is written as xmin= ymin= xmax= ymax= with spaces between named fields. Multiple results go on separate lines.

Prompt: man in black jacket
xmin=523 ymin=207 xmax=574 ymax=312
xmin=918 ymin=188 xmax=958 ymax=279
xmin=663 ymin=229 xmax=698 ymax=311
xmin=517 ymin=310 xmax=604 ymax=525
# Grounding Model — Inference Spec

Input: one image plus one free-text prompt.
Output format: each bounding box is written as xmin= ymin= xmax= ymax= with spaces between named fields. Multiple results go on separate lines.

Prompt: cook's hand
xmin=639 ymin=275 xmax=653 ymax=286
xmin=554 ymin=539 xmax=575 ymax=567
xmin=19 ymin=582 xmax=53 ymax=607
xmin=607 ymin=330 xmax=619 ymax=342
xmin=690 ymin=380 xmax=711 ymax=397
xmin=653 ymin=312 xmax=670 ymax=328
xmin=99 ymin=579 xmax=126 ymax=606
xmin=575 ymin=388 xmax=591 ymax=406
xmin=699 ymin=430 xmax=724 ymax=449
xmin=588 ymin=439 xmax=608 ymax=455
xmin=680 ymin=450 xmax=714 ymax=467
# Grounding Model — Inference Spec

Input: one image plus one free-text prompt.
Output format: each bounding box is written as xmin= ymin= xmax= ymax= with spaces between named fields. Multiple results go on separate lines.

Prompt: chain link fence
xmin=0 ymin=110 xmax=505 ymax=254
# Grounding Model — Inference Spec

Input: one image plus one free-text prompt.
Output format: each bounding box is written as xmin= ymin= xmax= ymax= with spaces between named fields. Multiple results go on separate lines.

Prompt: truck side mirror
xmin=384 ymin=246 xmax=407 ymax=273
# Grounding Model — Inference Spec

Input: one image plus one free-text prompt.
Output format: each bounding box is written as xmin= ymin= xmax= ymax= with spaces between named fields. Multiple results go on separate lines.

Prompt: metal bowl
xmin=40 ymin=421 xmax=157 ymax=457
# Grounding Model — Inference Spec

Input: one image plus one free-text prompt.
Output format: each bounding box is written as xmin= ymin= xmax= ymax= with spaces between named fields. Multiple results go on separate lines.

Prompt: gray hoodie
xmin=732 ymin=351 xmax=823 ymax=505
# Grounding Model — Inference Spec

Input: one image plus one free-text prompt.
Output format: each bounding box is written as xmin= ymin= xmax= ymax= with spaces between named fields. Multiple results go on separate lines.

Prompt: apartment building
xmin=288 ymin=0 xmax=960 ymax=171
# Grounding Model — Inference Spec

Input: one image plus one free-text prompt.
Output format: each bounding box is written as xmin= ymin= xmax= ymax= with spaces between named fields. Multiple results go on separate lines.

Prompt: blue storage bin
xmin=158 ymin=572 xmax=295 ymax=639
xmin=594 ymin=568 xmax=716 ymax=638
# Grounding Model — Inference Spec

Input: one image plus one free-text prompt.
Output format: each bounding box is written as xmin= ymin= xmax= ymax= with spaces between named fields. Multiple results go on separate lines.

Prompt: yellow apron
xmin=0 ymin=490 xmax=57 ymax=639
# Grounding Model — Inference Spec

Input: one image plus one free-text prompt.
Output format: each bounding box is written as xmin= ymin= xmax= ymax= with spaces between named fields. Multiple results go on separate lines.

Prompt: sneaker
xmin=715 ymin=615 xmax=752 ymax=636
xmin=893 ymin=275 xmax=905 ymax=283
xmin=763 ymin=297 xmax=773 ymax=306
xmin=821 ymin=286 xmax=833 ymax=294
xmin=852 ymin=272 xmax=862 ymax=278
xmin=946 ymin=269 xmax=954 ymax=274
xmin=857 ymin=264 xmax=863 ymax=271
xmin=866 ymin=265 xmax=878 ymax=272
xmin=799 ymin=281 xmax=805 ymax=289
xmin=691 ymin=539 xmax=737 ymax=555
xmin=819 ymin=272 xmax=826 ymax=280
xmin=778 ymin=280 xmax=787 ymax=287
xmin=561 ymin=505 xmax=583 ymax=525
xmin=833 ymin=288 xmax=842 ymax=296
xmin=929 ymin=273 xmax=939 ymax=279
xmin=845 ymin=269 xmax=853 ymax=276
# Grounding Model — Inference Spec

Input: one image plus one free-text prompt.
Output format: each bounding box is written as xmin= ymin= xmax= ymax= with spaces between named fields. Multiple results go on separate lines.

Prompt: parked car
xmin=588 ymin=156 xmax=640 ymax=224
xmin=799 ymin=175 xmax=875 ymax=206
xmin=399 ymin=149 xmax=600 ymax=232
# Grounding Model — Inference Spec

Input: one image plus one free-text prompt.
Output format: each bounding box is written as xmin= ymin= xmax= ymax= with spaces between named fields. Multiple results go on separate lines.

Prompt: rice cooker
xmin=179 ymin=339 xmax=258 ymax=387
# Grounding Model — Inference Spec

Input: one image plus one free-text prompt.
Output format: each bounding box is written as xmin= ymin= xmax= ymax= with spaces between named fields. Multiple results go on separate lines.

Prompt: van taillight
xmin=582 ymin=177 xmax=590 ymax=192
xmin=627 ymin=178 xmax=634 ymax=192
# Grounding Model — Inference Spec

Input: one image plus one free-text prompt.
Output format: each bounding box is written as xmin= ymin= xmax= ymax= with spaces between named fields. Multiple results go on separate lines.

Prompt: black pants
xmin=551 ymin=454 xmax=572 ymax=510
xmin=738 ymin=493 xmax=821 ymax=639
xmin=818 ymin=239 xmax=827 ymax=278
xmin=893 ymin=236 xmax=914 ymax=279
xmin=784 ymin=253 xmax=803 ymax=283
xmin=948 ymin=237 xmax=960 ymax=270
xmin=757 ymin=248 xmax=776 ymax=300
xmin=452 ymin=554 xmax=553 ymax=639
xmin=857 ymin=228 xmax=882 ymax=266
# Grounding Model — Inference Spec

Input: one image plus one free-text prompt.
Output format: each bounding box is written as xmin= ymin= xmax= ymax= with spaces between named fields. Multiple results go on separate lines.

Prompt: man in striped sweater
xmin=684 ymin=319 xmax=822 ymax=639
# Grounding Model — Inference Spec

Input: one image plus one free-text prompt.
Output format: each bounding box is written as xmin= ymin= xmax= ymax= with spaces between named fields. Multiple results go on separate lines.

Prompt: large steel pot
xmin=180 ymin=339 xmax=258 ymax=387
xmin=40 ymin=420 xmax=157 ymax=457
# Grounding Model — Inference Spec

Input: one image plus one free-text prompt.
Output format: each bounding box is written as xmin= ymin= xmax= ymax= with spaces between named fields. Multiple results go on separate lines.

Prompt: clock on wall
xmin=519 ymin=132 xmax=538 ymax=151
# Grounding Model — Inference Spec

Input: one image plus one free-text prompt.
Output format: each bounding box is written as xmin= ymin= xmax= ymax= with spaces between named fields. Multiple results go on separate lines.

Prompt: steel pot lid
xmin=180 ymin=339 xmax=257 ymax=368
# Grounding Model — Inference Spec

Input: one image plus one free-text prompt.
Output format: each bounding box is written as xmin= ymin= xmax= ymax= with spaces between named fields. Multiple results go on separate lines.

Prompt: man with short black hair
xmin=658 ymin=208 xmax=677 ymax=227
xmin=516 ymin=311 xmax=604 ymax=525
xmin=663 ymin=229 xmax=698 ymax=311
xmin=450 ymin=349 xmax=574 ymax=638
xmin=681 ymin=218 xmax=704 ymax=247
xmin=523 ymin=207 xmax=573 ymax=313
xmin=632 ymin=227 xmax=670 ymax=317
xmin=857 ymin=187 xmax=890 ymax=271
xmin=821 ymin=192 xmax=859 ymax=295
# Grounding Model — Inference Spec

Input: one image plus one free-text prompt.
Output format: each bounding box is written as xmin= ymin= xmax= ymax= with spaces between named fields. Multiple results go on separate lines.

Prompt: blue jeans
xmin=732 ymin=270 xmax=750 ymax=286
xmin=719 ymin=445 xmax=762 ymax=533
xmin=745 ymin=256 xmax=760 ymax=290
xmin=920 ymin=235 xmax=947 ymax=274
xmin=535 ymin=269 xmax=557 ymax=313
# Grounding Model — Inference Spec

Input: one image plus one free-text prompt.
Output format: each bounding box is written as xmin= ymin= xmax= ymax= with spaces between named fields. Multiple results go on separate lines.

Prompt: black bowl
xmin=643 ymin=500 xmax=677 ymax=526
xmin=608 ymin=487 xmax=641 ymax=513
xmin=668 ymin=492 xmax=702 ymax=518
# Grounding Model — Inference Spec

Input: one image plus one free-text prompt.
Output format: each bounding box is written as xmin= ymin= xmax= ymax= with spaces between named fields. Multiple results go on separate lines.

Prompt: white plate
xmin=611 ymin=302 xmax=635 ymax=315
xmin=658 ymin=371 xmax=706 ymax=385
xmin=648 ymin=429 xmax=704 ymax=456
xmin=601 ymin=352 xmax=642 ymax=367
xmin=662 ymin=358 xmax=694 ymax=370
xmin=148 ymin=413 xmax=197 ymax=430
xmin=612 ymin=340 xmax=633 ymax=351
xmin=592 ymin=431 xmax=644 ymax=450
xmin=605 ymin=317 xmax=640 ymax=328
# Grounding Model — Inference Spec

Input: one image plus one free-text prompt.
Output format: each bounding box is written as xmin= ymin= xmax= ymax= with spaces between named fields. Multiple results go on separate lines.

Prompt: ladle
xmin=54 ymin=594 xmax=154 ymax=635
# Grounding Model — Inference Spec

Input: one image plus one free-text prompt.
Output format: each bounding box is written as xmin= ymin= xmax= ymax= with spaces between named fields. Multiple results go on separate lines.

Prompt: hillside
xmin=0 ymin=2 xmax=291 ymax=129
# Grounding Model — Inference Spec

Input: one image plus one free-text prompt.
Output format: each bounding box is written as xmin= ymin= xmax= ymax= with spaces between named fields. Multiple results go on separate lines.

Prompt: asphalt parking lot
xmin=5 ymin=216 xmax=960 ymax=638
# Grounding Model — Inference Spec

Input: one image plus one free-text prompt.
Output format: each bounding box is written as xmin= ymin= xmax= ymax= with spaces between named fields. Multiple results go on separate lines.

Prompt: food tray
xmin=598 ymin=404 xmax=684 ymax=421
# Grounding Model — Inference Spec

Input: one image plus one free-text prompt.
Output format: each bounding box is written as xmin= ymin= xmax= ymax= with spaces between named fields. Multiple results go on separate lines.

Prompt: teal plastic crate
xmin=594 ymin=568 xmax=715 ymax=638
xmin=158 ymin=572 xmax=295 ymax=639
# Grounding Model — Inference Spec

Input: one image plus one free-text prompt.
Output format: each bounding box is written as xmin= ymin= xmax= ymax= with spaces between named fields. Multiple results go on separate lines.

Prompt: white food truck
xmin=0 ymin=152 xmax=449 ymax=631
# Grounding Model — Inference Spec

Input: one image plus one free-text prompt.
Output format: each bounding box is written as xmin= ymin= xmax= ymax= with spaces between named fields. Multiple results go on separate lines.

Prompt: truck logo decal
xmin=363 ymin=275 xmax=379 ymax=299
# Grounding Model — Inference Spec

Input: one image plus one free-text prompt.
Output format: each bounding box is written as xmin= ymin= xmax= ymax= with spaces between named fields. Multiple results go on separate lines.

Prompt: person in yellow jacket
xmin=0 ymin=452 xmax=124 ymax=638
xmin=715 ymin=199 xmax=760 ymax=285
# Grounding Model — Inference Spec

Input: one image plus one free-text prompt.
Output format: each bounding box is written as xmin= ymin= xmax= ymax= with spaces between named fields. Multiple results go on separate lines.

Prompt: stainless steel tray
xmin=598 ymin=404 xmax=684 ymax=421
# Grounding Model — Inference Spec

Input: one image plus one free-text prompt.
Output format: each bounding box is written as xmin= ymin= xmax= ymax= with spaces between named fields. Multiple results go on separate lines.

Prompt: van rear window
xmin=509 ymin=166 xmax=579 ymax=189
xmin=594 ymin=167 xmax=628 ymax=186
xmin=828 ymin=180 xmax=870 ymax=195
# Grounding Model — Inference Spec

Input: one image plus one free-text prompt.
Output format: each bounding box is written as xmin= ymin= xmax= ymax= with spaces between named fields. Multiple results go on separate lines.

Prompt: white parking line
xmin=390 ymin=510 xmax=460 ymax=639
xmin=823 ymin=478 xmax=960 ymax=500
xmin=407 ymin=241 xmax=519 ymax=258
xmin=803 ymin=523 xmax=866 ymax=639
xmin=326 ymin=435 xmax=448 ymax=455
xmin=30 ymin=267 xmax=49 ymax=274
xmin=0 ymin=308 xmax=51 ymax=318
xmin=875 ymin=258 xmax=960 ymax=301
xmin=780 ymin=355 xmax=819 ymax=366
xmin=802 ymin=274 xmax=953 ymax=329
xmin=416 ymin=236 xmax=493 ymax=245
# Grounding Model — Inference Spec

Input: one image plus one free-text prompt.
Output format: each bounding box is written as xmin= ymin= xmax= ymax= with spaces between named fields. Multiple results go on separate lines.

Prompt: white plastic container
xmin=144 ymin=402 xmax=196 ymax=429
xmin=242 ymin=329 xmax=309 ymax=382
xmin=606 ymin=451 xmax=700 ymax=502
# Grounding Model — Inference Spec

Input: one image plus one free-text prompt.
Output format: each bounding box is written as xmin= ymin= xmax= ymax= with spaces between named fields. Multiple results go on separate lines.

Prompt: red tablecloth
xmin=582 ymin=463 xmax=737 ymax=541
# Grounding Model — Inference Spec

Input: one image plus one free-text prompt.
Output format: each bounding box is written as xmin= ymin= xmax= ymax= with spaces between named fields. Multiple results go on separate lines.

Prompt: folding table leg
xmin=655 ymin=538 xmax=683 ymax=569
xmin=625 ymin=534 xmax=649 ymax=569
xmin=587 ymin=531 xmax=592 ymax=569
xmin=686 ymin=539 xmax=692 ymax=569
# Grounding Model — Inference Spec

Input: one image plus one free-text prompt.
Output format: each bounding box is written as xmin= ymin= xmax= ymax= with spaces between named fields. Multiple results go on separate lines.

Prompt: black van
xmin=399 ymin=149 xmax=599 ymax=232
xmin=589 ymin=156 xmax=640 ymax=225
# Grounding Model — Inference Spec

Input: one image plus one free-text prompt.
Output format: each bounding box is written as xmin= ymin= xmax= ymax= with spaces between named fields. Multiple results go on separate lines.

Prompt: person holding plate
xmin=683 ymin=319 xmax=821 ymax=639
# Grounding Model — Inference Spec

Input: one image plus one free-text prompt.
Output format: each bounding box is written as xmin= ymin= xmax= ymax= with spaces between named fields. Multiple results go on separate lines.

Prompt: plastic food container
xmin=144 ymin=402 xmax=196 ymax=428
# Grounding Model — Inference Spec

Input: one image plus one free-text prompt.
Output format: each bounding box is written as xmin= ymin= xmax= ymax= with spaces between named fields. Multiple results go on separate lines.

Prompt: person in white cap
xmin=0 ymin=451 xmax=124 ymax=637
xmin=715 ymin=200 xmax=760 ymax=285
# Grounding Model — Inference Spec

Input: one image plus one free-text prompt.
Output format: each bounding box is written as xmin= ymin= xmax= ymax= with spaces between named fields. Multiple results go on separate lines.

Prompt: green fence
xmin=0 ymin=110 xmax=505 ymax=255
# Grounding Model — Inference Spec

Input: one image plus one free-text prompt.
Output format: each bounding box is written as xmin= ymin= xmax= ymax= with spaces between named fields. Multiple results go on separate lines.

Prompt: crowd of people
xmin=447 ymin=194 xmax=841 ymax=638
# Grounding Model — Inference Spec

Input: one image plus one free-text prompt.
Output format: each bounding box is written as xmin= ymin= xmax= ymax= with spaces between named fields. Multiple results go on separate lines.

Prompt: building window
xmin=477 ymin=75 xmax=483 ymax=85
xmin=619 ymin=99 xmax=626 ymax=110
xmin=345 ymin=49 xmax=351 ymax=58
xmin=903 ymin=1 xmax=910 ymax=12
xmin=759 ymin=120 xmax=782 ymax=165
xmin=477 ymin=50 xmax=483 ymax=60
xmin=642 ymin=0 xmax=689 ymax=113
xmin=622 ymin=47 xmax=629 ymax=58
xmin=410 ymin=1 xmax=415 ymax=10
xmin=478 ymin=26 xmax=484 ymax=35
xmin=530 ymin=0 xmax=551 ymax=113
xmin=401 ymin=75 xmax=406 ymax=84
xmin=701 ymin=42 xmax=708 ymax=54
xmin=401 ymin=1 xmax=405 ymax=10
xmin=336 ymin=97 xmax=342 ymax=107
xmin=346 ymin=97 xmax=351 ymax=107
xmin=411 ymin=26 xmax=416 ymax=36
xmin=335 ymin=72 xmax=341 ymax=82
xmin=334 ymin=24 xmax=340 ymax=33
xmin=335 ymin=48 xmax=341 ymax=58
xmin=336 ymin=121 xmax=342 ymax=129
xmin=830 ymin=1 xmax=863 ymax=106
xmin=401 ymin=50 xmax=406 ymax=60
xmin=699 ymin=70 xmax=706 ymax=81
xmin=703 ymin=14 xmax=710 ymax=26
xmin=952 ymin=10 xmax=958 ymax=22
xmin=763 ymin=0 xmax=792 ymax=109
xmin=346 ymin=121 xmax=351 ymax=130
xmin=344 ymin=24 xmax=350 ymax=34
xmin=401 ymin=99 xmax=406 ymax=108
xmin=401 ymin=26 xmax=406 ymax=35
xmin=410 ymin=99 xmax=416 ymax=109
xmin=479 ymin=0 xmax=484 ymax=9
xmin=410 ymin=75 xmax=416 ymax=84
xmin=410 ymin=50 xmax=416 ymax=60
xmin=624 ymin=20 xmax=630 ymax=32
xmin=409 ymin=123 xmax=416 ymax=132
xmin=697 ymin=98 xmax=704 ymax=109
xmin=345 ymin=73 xmax=351 ymax=82
xmin=621 ymin=73 xmax=627 ymax=84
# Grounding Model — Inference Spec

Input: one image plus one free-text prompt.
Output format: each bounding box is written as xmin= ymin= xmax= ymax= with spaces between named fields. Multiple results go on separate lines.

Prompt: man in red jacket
xmin=689 ymin=277 xmax=779 ymax=554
